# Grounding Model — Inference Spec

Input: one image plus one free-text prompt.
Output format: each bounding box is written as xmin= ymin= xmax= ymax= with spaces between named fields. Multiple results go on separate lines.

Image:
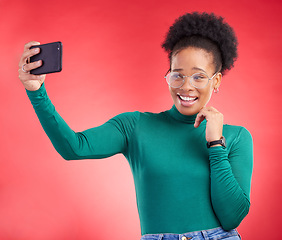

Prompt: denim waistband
xmin=140 ymin=227 xmax=241 ymax=240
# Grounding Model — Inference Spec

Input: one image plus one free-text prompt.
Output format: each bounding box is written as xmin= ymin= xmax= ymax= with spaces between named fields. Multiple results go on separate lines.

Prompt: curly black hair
xmin=162 ymin=12 xmax=238 ymax=75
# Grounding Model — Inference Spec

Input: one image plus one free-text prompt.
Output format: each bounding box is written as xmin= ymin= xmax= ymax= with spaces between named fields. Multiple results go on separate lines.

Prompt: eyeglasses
xmin=164 ymin=70 xmax=219 ymax=89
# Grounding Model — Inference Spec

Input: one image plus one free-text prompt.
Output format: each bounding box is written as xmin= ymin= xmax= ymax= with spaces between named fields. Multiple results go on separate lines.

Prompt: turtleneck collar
xmin=167 ymin=105 xmax=205 ymax=124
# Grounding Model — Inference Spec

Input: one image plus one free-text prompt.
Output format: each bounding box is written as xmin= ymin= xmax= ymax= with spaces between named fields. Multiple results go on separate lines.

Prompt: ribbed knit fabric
xmin=26 ymin=83 xmax=253 ymax=235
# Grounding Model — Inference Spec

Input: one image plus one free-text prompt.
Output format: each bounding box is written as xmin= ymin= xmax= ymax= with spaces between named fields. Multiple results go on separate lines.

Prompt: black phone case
xmin=30 ymin=42 xmax=62 ymax=75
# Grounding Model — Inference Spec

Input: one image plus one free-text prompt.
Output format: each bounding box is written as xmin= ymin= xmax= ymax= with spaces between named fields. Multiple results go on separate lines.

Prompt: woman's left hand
xmin=194 ymin=106 xmax=223 ymax=142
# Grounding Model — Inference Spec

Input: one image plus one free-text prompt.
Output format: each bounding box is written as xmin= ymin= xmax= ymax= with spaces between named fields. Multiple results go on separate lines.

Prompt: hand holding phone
xmin=19 ymin=41 xmax=45 ymax=91
xmin=19 ymin=41 xmax=63 ymax=91
xmin=30 ymin=41 xmax=63 ymax=75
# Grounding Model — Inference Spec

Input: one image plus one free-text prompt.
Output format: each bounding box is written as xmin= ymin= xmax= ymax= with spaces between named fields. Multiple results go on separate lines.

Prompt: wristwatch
xmin=207 ymin=136 xmax=226 ymax=148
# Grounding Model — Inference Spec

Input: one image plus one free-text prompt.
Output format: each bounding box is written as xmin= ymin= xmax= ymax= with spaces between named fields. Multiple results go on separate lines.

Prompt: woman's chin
xmin=175 ymin=103 xmax=199 ymax=116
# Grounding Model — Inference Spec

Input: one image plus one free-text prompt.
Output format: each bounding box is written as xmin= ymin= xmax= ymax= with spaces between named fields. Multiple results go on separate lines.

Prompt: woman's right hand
xmin=18 ymin=41 xmax=46 ymax=91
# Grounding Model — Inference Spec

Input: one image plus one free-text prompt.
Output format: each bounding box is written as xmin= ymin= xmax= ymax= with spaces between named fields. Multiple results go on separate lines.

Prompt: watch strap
xmin=207 ymin=136 xmax=226 ymax=148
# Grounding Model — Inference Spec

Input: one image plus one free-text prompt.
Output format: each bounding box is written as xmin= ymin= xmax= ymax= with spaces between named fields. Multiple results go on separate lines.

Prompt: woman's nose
xmin=181 ymin=77 xmax=195 ymax=90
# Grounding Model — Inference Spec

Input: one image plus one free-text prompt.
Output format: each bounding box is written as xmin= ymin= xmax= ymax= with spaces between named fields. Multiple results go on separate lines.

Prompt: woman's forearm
xmin=209 ymin=146 xmax=251 ymax=230
xmin=208 ymin=128 xmax=253 ymax=230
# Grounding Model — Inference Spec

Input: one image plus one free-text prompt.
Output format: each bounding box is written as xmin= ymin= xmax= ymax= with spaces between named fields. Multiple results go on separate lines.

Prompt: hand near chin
xmin=194 ymin=106 xmax=223 ymax=142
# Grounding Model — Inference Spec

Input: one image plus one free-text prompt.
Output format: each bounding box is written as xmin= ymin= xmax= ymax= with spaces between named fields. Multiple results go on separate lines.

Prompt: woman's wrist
xmin=25 ymin=81 xmax=44 ymax=92
xmin=207 ymin=136 xmax=226 ymax=148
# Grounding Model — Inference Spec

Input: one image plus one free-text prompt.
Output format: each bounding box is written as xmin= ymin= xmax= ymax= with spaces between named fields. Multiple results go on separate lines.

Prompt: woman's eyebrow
xmin=172 ymin=67 xmax=207 ymax=73
xmin=171 ymin=68 xmax=183 ymax=72
xmin=192 ymin=67 xmax=206 ymax=73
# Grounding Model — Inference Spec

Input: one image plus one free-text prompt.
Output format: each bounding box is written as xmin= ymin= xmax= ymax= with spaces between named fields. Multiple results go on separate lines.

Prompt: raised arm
xmin=19 ymin=41 xmax=138 ymax=160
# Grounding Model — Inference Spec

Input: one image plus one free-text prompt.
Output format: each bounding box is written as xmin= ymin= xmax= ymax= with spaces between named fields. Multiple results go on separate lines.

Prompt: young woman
xmin=18 ymin=12 xmax=253 ymax=240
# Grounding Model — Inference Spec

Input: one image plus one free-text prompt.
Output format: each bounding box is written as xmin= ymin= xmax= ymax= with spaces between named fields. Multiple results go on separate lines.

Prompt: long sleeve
xmin=26 ymin=83 xmax=139 ymax=160
xmin=208 ymin=127 xmax=253 ymax=230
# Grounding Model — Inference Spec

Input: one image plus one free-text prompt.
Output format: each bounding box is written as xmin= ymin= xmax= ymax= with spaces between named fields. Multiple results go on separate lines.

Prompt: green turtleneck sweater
xmin=26 ymin=83 xmax=253 ymax=235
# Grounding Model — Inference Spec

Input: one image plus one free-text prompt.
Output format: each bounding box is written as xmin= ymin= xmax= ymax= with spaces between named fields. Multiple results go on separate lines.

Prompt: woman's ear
xmin=213 ymin=72 xmax=222 ymax=90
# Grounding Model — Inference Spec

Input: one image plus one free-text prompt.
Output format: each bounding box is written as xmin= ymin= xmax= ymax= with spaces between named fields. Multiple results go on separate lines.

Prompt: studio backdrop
xmin=0 ymin=0 xmax=281 ymax=239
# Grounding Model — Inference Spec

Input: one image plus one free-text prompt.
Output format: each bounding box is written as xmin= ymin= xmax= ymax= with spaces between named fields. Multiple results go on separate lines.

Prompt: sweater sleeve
xmin=208 ymin=127 xmax=253 ymax=230
xmin=26 ymin=83 xmax=139 ymax=160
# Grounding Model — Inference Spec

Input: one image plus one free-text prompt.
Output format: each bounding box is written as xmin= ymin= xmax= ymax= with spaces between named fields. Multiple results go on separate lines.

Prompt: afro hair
xmin=162 ymin=12 xmax=238 ymax=75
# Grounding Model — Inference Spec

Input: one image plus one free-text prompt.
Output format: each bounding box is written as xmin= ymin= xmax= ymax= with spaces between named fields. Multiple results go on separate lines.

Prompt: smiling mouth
xmin=177 ymin=94 xmax=198 ymax=102
xmin=176 ymin=93 xmax=198 ymax=107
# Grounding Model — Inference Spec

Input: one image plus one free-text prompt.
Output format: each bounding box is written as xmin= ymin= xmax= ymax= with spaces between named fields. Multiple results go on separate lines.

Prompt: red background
xmin=1 ymin=0 xmax=282 ymax=239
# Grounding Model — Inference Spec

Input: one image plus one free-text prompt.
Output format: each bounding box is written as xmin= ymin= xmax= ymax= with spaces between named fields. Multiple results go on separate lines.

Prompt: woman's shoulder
xmin=223 ymin=124 xmax=253 ymax=146
xmin=107 ymin=111 xmax=141 ymax=125
xmin=107 ymin=110 xmax=169 ymax=128
xmin=223 ymin=124 xmax=251 ymax=135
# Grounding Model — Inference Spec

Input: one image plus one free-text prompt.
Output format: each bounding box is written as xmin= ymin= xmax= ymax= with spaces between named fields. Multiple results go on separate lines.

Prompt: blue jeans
xmin=140 ymin=227 xmax=241 ymax=240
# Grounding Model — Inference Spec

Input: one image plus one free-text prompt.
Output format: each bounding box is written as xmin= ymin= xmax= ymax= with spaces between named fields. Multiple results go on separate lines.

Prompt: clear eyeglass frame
xmin=164 ymin=69 xmax=219 ymax=89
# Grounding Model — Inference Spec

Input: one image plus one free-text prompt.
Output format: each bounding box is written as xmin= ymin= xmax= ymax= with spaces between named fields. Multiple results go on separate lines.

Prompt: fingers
xmin=19 ymin=47 xmax=40 ymax=67
xmin=19 ymin=60 xmax=42 ymax=78
xmin=194 ymin=106 xmax=221 ymax=128
xmin=19 ymin=41 xmax=43 ymax=79
xmin=18 ymin=59 xmax=44 ymax=82
xmin=194 ymin=113 xmax=205 ymax=128
xmin=18 ymin=41 xmax=46 ymax=91
xmin=194 ymin=107 xmax=208 ymax=128
xmin=24 ymin=60 xmax=43 ymax=72
xmin=18 ymin=68 xmax=45 ymax=81
xmin=19 ymin=41 xmax=41 ymax=67
xmin=194 ymin=106 xmax=224 ymax=142
xmin=24 ymin=41 xmax=40 ymax=51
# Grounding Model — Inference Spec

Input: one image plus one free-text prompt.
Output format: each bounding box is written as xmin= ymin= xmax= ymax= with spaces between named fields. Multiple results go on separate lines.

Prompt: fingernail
xmin=34 ymin=48 xmax=39 ymax=53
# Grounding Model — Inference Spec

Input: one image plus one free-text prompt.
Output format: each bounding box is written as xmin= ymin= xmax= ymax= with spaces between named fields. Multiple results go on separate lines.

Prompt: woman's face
xmin=169 ymin=47 xmax=222 ymax=116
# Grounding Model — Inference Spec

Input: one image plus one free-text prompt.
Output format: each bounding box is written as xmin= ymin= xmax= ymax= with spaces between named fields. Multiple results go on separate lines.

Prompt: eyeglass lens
xmin=166 ymin=72 xmax=209 ymax=89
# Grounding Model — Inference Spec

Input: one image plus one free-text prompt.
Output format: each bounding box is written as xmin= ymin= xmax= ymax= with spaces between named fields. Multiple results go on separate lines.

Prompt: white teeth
xmin=178 ymin=94 xmax=197 ymax=101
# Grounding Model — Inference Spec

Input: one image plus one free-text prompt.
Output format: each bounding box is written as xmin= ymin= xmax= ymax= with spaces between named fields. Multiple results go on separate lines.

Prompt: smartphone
xmin=30 ymin=41 xmax=62 ymax=75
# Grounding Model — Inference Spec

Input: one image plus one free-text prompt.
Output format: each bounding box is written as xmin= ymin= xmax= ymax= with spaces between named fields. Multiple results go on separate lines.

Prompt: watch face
xmin=221 ymin=136 xmax=226 ymax=147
